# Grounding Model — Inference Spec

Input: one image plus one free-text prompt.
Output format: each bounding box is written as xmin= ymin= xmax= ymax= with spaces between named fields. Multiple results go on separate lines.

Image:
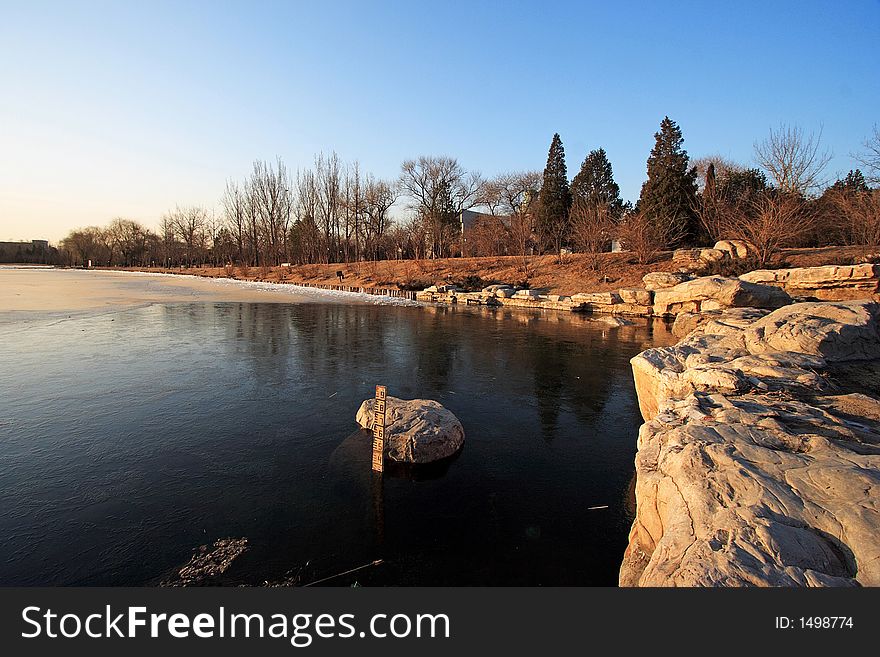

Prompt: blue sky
xmin=1 ymin=0 xmax=878 ymax=241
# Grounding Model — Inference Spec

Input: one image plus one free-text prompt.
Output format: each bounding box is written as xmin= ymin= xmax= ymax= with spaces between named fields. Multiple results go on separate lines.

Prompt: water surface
xmin=0 ymin=299 xmax=672 ymax=585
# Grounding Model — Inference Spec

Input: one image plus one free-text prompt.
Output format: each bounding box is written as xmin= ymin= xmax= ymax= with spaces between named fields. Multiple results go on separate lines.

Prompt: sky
xmin=1 ymin=0 xmax=878 ymax=243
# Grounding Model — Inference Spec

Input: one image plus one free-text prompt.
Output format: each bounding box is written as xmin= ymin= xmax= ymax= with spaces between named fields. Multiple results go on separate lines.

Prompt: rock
xmin=672 ymin=308 xmax=770 ymax=339
xmin=571 ymin=291 xmax=621 ymax=305
xmin=714 ymin=239 xmax=754 ymax=259
xmin=355 ymin=396 xmax=464 ymax=464
xmin=495 ymin=288 xmax=517 ymax=298
xmin=545 ymin=294 xmax=570 ymax=303
xmin=744 ymin=300 xmax=880 ymax=362
xmin=512 ymin=289 xmax=543 ymax=299
xmin=594 ymin=315 xmax=635 ymax=327
xmin=740 ymin=264 xmax=880 ymax=301
xmin=623 ymin=300 xmax=880 ymax=587
xmin=482 ymin=284 xmax=514 ymax=294
xmin=653 ymin=276 xmax=791 ymax=317
xmin=618 ymin=288 xmax=653 ymax=305
xmin=161 ymin=538 xmax=249 ymax=587
xmin=672 ymin=248 xmax=729 ymax=273
xmin=423 ymin=284 xmax=460 ymax=293
xmin=643 ymin=271 xmax=692 ymax=291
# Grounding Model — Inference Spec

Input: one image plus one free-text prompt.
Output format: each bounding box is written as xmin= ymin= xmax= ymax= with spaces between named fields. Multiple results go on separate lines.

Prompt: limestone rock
xmin=653 ymin=276 xmax=791 ymax=317
xmin=740 ymin=264 xmax=880 ymax=301
xmin=571 ymin=291 xmax=621 ymax=305
xmin=643 ymin=271 xmax=692 ymax=291
xmin=621 ymin=391 xmax=880 ymax=587
xmin=355 ymin=396 xmax=464 ymax=464
xmin=623 ymin=300 xmax=880 ymax=587
xmin=672 ymin=308 xmax=770 ymax=339
xmin=672 ymin=248 xmax=730 ymax=272
xmin=714 ymin=239 xmax=754 ymax=259
xmin=512 ymin=289 xmax=543 ymax=299
xmin=482 ymin=284 xmax=514 ymax=294
xmin=619 ymin=288 xmax=653 ymax=305
xmin=744 ymin=300 xmax=880 ymax=362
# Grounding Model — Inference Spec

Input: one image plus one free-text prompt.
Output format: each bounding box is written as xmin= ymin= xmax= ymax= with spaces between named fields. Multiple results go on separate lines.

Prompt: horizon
xmin=1 ymin=0 xmax=878 ymax=243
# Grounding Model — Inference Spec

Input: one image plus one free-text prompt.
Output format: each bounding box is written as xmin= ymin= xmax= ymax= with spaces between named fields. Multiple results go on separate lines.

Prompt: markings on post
xmin=372 ymin=385 xmax=387 ymax=473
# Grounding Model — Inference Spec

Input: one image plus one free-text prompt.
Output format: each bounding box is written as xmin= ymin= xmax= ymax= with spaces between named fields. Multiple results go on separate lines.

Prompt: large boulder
xmin=652 ymin=276 xmax=791 ymax=316
xmin=355 ymin=396 xmax=464 ymax=464
xmin=744 ymin=300 xmax=880 ymax=362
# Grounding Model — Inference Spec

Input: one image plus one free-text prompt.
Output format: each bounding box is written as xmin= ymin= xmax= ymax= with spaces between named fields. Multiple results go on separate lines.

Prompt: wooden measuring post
xmin=371 ymin=385 xmax=387 ymax=473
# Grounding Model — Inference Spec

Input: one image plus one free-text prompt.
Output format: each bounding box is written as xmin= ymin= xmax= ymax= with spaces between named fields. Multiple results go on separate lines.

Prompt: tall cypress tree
xmin=638 ymin=117 xmax=699 ymax=245
xmin=537 ymin=133 xmax=572 ymax=255
xmin=571 ymin=147 xmax=623 ymax=218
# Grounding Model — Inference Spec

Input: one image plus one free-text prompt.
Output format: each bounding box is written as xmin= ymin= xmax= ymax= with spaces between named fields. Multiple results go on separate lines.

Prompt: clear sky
xmin=1 ymin=0 xmax=877 ymax=242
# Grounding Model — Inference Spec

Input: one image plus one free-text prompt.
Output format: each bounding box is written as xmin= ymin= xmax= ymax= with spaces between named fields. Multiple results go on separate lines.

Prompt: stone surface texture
xmin=623 ymin=300 xmax=880 ymax=587
xmin=356 ymin=396 xmax=465 ymax=464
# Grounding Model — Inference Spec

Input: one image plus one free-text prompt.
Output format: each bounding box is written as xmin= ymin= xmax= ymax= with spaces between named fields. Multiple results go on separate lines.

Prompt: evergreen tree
xmin=638 ymin=117 xmax=699 ymax=245
xmin=536 ymin=133 xmax=572 ymax=255
xmin=831 ymin=169 xmax=869 ymax=194
xmin=570 ymin=148 xmax=623 ymax=218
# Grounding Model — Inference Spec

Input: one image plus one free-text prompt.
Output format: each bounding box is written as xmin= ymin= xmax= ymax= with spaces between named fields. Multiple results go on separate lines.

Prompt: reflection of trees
xmin=412 ymin=308 xmax=459 ymax=394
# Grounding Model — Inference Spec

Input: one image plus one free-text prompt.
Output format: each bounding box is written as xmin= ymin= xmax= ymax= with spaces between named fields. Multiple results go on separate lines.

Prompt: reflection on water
xmin=0 ymin=302 xmax=673 ymax=586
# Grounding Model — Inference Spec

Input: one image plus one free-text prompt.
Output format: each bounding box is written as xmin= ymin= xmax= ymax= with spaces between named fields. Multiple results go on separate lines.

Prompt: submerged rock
xmin=161 ymin=538 xmax=248 ymax=587
xmin=356 ymin=396 xmax=464 ymax=464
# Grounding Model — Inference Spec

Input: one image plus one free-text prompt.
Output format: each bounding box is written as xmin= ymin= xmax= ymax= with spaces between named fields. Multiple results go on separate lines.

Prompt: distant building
xmin=0 ymin=239 xmax=57 ymax=264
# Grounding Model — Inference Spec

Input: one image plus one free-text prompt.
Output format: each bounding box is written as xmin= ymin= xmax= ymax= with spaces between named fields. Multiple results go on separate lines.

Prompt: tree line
xmin=59 ymin=121 xmax=880 ymax=269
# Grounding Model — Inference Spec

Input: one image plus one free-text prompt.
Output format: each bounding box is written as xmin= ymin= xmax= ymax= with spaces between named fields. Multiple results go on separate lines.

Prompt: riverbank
xmin=104 ymin=246 xmax=877 ymax=297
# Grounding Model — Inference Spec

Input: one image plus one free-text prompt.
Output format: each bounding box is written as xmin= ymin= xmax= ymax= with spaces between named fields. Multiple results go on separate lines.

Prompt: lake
xmin=0 ymin=283 xmax=673 ymax=585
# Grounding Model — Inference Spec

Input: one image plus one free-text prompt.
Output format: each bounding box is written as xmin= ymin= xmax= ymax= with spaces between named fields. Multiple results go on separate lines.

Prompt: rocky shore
xmin=621 ymin=299 xmax=880 ymax=586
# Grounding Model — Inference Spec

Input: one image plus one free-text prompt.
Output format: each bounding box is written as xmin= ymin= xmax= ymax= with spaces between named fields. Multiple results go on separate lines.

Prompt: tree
xmin=853 ymin=125 xmax=880 ymax=186
xmin=616 ymin=210 xmax=678 ymax=265
xmin=638 ymin=117 xmax=699 ymax=246
xmin=222 ymin=180 xmax=249 ymax=264
xmin=718 ymin=193 xmax=817 ymax=267
xmin=536 ymin=133 xmax=571 ymax=258
xmin=821 ymin=170 xmax=880 ymax=246
xmin=754 ymin=123 xmax=831 ymax=195
xmin=362 ymin=176 xmax=398 ymax=260
xmin=399 ymin=156 xmax=483 ymax=258
xmin=570 ymin=148 xmax=623 ymax=218
xmin=695 ymin=165 xmax=767 ymax=242
xmin=569 ymin=198 xmax=614 ymax=270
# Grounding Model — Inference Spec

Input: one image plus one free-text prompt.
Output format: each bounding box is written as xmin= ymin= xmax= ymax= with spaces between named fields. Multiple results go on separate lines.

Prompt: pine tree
xmin=536 ymin=133 xmax=572 ymax=256
xmin=571 ymin=148 xmax=623 ymax=218
xmin=638 ymin=117 xmax=699 ymax=245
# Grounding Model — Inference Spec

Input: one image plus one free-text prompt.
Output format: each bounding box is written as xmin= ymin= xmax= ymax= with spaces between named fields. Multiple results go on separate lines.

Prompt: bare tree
xmin=167 ymin=206 xmax=208 ymax=266
xmin=59 ymin=226 xmax=104 ymax=267
xmin=827 ymin=187 xmax=880 ymax=246
xmin=854 ymin=125 xmax=880 ymax=186
xmin=617 ymin=210 xmax=683 ymax=265
xmin=250 ymin=158 xmax=291 ymax=266
xmin=399 ymin=156 xmax=483 ymax=258
xmin=719 ymin=193 xmax=816 ymax=267
xmin=490 ymin=171 xmax=541 ymax=263
xmin=754 ymin=124 xmax=831 ymax=195
xmin=362 ymin=176 xmax=398 ymax=260
xmin=316 ymin=152 xmax=342 ymax=263
xmin=569 ymin=199 xmax=614 ymax=270
xmin=222 ymin=180 xmax=248 ymax=264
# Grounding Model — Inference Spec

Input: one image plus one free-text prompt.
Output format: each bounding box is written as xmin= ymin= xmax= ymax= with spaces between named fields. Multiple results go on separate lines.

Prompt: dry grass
xmin=115 ymin=245 xmax=879 ymax=296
